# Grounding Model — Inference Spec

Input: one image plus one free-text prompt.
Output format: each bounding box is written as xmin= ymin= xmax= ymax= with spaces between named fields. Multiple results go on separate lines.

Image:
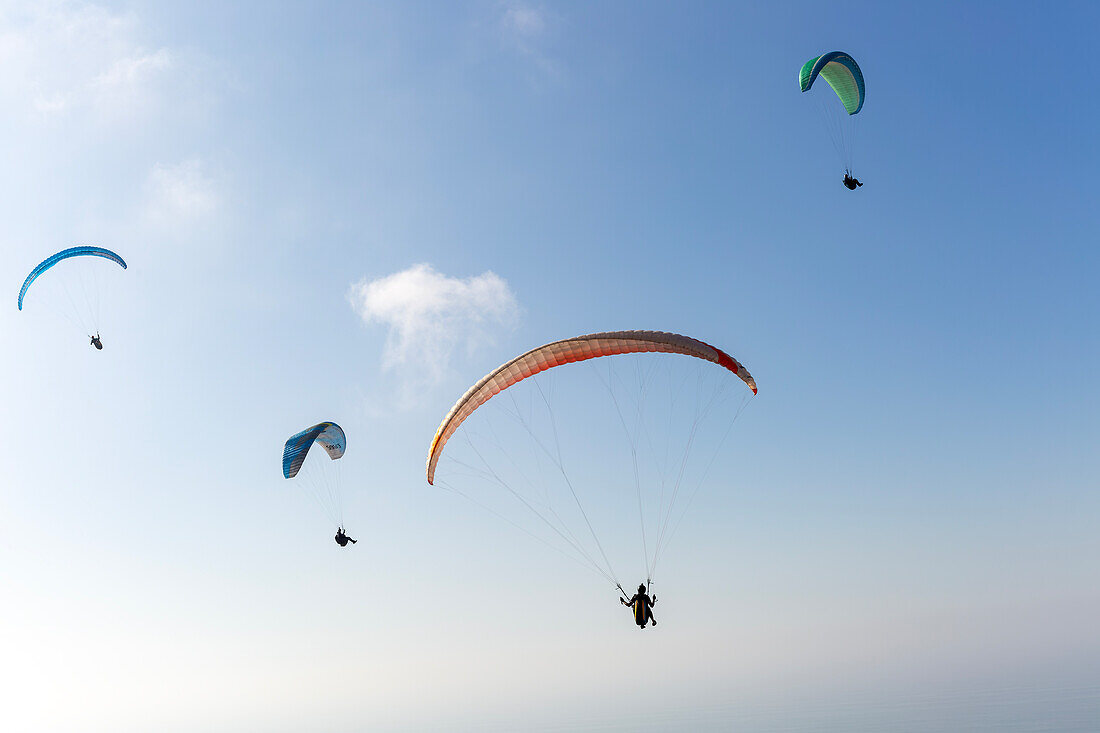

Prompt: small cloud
xmin=497 ymin=2 xmax=558 ymax=79
xmin=144 ymin=159 xmax=219 ymax=225
xmin=32 ymin=91 xmax=69 ymax=115
xmin=502 ymin=4 xmax=546 ymax=38
xmin=349 ymin=264 xmax=521 ymax=403
xmin=0 ymin=4 xmax=175 ymax=122
xmin=90 ymin=47 xmax=172 ymax=100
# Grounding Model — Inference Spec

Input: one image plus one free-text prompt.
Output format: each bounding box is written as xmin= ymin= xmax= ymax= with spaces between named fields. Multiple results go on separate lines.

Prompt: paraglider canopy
xmin=426 ymin=330 xmax=756 ymax=485
xmin=799 ymin=51 xmax=865 ymax=115
xmin=18 ymin=246 xmax=127 ymax=311
xmin=282 ymin=422 xmax=346 ymax=479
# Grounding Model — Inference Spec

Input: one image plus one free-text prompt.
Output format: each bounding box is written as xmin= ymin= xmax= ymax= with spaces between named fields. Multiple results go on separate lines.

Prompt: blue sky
xmin=1 ymin=1 xmax=1098 ymax=731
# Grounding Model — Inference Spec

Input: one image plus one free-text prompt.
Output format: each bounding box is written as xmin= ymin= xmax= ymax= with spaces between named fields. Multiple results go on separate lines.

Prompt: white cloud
xmin=0 ymin=3 xmax=174 ymax=121
xmin=89 ymin=47 xmax=172 ymax=106
xmin=144 ymin=159 xmax=220 ymax=225
xmin=502 ymin=4 xmax=546 ymax=38
xmin=349 ymin=264 xmax=521 ymax=402
xmin=497 ymin=2 xmax=558 ymax=79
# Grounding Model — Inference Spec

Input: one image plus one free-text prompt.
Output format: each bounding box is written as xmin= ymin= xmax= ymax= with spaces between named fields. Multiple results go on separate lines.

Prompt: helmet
xmin=638 ymin=584 xmax=646 ymax=592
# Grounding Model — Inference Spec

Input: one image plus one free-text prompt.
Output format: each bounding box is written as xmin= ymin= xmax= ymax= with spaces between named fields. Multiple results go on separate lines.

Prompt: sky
xmin=0 ymin=1 xmax=1098 ymax=731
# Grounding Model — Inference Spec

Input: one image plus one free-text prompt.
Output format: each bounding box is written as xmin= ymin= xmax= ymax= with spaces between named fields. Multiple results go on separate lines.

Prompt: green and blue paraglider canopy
xmin=799 ymin=51 xmax=865 ymax=115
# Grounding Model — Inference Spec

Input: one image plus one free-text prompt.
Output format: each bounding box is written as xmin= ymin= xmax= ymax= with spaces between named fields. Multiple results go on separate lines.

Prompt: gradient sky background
xmin=1 ymin=1 xmax=1098 ymax=731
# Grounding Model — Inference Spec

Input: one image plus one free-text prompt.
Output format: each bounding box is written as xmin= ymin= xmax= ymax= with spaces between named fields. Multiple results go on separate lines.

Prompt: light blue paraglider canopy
xmin=282 ymin=422 xmax=346 ymax=479
xmin=18 ymin=246 xmax=127 ymax=310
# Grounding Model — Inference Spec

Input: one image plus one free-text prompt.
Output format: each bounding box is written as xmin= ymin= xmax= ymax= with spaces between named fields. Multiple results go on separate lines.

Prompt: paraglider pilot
xmin=90 ymin=333 xmax=103 ymax=350
xmin=621 ymin=583 xmax=657 ymax=628
xmin=335 ymin=527 xmax=357 ymax=547
xmin=843 ymin=170 xmax=863 ymax=189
